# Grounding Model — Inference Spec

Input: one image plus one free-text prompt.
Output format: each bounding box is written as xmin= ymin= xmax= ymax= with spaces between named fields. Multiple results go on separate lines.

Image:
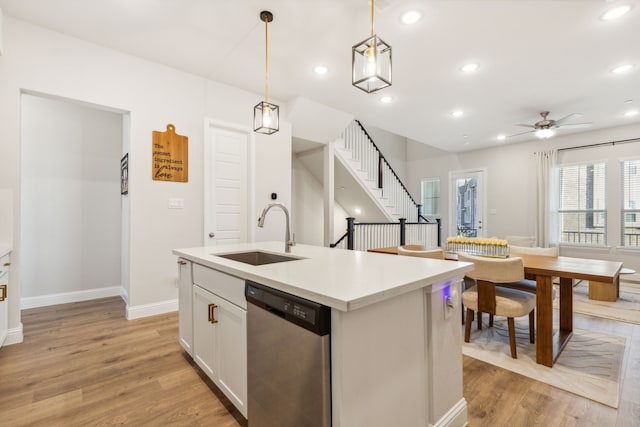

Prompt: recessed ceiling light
xmin=497 ymin=134 xmax=506 ymax=141
xmin=313 ymin=65 xmax=329 ymax=75
xmin=611 ymin=64 xmax=635 ymax=74
xmin=400 ymin=10 xmax=422 ymax=25
xmin=380 ymin=96 xmax=393 ymax=103
xmin=601 ymin=5 xmax=632 ymax=21
xmin=461 ymin=63 xmax=479 ymax=73
xmin=354 ymin=208 xmax=362 ymax=214
xmin=624 ymin=110 xmax=639 ymax=117
xmin=451 ymin=110 xmax=464 ymax=118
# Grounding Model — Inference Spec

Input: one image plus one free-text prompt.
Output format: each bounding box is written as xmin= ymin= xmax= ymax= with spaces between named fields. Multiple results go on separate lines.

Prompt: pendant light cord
xmin=370 ymin=0 xmax=375 ymax=36
xmin=264 ymin=16 xmax=269 ymax=102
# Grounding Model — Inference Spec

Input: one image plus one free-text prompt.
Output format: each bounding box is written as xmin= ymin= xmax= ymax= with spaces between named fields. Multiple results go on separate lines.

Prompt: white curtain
xmin=535 ymin=150 xmax=557 ymax=248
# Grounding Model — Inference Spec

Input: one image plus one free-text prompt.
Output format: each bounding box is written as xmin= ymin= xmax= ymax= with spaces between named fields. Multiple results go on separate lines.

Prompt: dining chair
xmin=505 ymin=235 xmax=536 ymax=247
xmin=397 ymin=246 xmax=445 ymax=259
xmin=458 ymin=252 xmax=536 ymax=358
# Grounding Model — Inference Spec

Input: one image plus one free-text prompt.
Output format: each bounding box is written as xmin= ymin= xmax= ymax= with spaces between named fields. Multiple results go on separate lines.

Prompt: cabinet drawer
xmin=192 ymin=263 xmax=246 ymax=309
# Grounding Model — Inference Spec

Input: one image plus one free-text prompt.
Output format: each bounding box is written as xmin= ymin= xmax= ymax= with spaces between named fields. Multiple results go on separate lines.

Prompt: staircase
xmin=335 ymin=120 xmax=423 ymax=223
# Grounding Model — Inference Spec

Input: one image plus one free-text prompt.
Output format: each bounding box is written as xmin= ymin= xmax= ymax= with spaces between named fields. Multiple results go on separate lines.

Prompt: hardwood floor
xmin=0 ymin=297 xmax=245 ymax=427
xmin=1 ymin=297 xmax=638 ymax=426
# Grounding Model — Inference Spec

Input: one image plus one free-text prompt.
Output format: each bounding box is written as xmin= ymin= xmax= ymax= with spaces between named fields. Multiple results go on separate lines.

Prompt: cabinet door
xmin=193 ymin=285 xmax=218 ymax=379
xmin=0 ymin=255 xmax=9 ymax=348
xmin=214 ymin=296 xmax=247 ymax=417
xmin=177 ymin=259 xmax=193 ymax=355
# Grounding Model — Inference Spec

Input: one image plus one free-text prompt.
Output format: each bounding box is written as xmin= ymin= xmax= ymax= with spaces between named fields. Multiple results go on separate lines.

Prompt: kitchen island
xmin=174 ymin=242 xmax=473 ymax=427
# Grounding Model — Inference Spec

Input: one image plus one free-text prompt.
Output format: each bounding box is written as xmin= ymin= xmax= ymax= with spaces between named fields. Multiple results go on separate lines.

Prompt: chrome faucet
xmin=257 ymin=203 xmax=295 ymax=253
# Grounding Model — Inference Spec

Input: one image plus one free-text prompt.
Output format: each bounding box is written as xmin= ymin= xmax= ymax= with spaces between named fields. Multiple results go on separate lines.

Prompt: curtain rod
xmin=557 ymin=136 xmax=640 ymax=152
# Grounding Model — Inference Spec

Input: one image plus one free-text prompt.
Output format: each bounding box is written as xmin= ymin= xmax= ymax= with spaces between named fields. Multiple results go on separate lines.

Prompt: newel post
xmin=347 ymin=217 xmax=356 ymax=250
xmin=399 ymin=218 xmax=407 ymax=246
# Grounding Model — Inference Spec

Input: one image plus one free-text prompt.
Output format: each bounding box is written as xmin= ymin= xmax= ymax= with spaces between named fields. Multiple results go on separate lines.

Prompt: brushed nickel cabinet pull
xmin=0 ymin=285 xmax=7 ymax=302
xmin=208 ymin=303 xmax=219 ymax=324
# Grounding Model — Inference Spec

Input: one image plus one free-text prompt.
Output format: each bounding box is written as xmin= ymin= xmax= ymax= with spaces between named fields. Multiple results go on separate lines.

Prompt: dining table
xmin=368 ymin=245 xmax=623 ymax=367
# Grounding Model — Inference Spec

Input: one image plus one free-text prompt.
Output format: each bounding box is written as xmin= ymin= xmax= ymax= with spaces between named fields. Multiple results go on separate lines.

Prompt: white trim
xmin=4 ymin=323 xmax=24 ymax=346
xmin=126 ymin=298 xmax=178 ymax=320
xmin=20 ymin=286 xmax=124 ymax=309
xmin=430 ymin=398 xmax=468 ymax=427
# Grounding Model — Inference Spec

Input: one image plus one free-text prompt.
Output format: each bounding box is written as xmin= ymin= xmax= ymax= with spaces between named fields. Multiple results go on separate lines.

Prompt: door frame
xmin=203 ymin=118 xmax=256 ymax=245
xmin=448 ymin=168 xmax=487 ymax=238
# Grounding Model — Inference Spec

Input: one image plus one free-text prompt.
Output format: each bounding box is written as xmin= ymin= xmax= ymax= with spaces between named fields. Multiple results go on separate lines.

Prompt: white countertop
xmin=173 ymin=242 xmax=473 ymax=311
xmin=0 ymin=247 xmax=11 ymax=258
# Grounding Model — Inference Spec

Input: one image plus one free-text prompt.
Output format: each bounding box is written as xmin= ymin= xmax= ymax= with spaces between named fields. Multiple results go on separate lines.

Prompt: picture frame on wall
xmin=121 ymin=153 xmax=129 ymax=195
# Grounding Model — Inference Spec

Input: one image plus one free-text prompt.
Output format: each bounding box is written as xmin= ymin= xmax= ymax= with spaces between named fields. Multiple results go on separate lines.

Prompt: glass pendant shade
xmin=254 ymin=100 xmax=279 ymax=134
xmin=535 ymin=128 xmax=555 ymax=139
xmin=352 ymin=34 xmax=392 ymax=93
xmin=253 ymin=10 xmax=279 ymax=135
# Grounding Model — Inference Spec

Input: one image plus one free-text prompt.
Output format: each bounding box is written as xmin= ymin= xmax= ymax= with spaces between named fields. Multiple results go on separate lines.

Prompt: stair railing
xmin=330 ymin=217 xmax=442 ymax=251
xmin=340 ymin=120 xmax=428 ymax=222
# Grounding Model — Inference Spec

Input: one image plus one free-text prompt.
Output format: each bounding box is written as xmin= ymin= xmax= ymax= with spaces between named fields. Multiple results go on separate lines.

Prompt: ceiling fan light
xmin=535 ymin=128 xmax=555 ymax=139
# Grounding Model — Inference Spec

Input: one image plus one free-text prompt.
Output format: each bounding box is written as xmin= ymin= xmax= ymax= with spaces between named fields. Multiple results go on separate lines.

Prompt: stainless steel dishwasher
xmin=245 ymin=280 xmax=331 ymax=427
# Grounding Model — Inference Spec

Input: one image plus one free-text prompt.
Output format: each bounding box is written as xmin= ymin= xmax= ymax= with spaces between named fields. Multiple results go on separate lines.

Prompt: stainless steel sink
xmin=215 ymin=250 xmax=302 ymax=266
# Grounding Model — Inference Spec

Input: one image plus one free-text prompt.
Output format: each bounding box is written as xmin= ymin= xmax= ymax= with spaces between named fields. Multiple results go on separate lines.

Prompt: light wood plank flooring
xmin=1 ymin=297 xmax=638 ymax=426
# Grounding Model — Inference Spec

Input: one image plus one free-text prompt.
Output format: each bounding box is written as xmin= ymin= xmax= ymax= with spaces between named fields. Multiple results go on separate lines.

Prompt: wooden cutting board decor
xmin=152 ymin=124 xmax=188 ymax=182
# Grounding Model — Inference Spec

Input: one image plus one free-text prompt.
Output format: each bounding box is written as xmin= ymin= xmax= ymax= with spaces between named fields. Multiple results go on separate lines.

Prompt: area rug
xmin=462 ymin=317 xmax=626 ymax=408
xmin=553 ymin=279 xmax=640 ymax=325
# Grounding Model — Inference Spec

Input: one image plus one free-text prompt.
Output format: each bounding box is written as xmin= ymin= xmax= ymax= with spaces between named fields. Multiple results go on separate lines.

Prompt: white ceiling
xmin=1 ymin=0 xmax=639 ymax=152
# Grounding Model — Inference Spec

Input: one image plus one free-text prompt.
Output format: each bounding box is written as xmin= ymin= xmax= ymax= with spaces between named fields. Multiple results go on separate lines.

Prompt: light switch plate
xmin=168 ymin=198 xmax=184 ymax=209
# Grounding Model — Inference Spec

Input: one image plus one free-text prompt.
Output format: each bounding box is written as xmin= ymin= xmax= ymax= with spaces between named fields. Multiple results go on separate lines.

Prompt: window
xmin=621 ymin=159 xmax=640 ymax=247
xmin=420 ymin=178 xmax=440 ymax=216
xmin=557 ymin=162 xmax=607 ymax=245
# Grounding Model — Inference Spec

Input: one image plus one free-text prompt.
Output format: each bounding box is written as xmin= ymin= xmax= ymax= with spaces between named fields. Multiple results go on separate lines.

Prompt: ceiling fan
xmin=508 ymin=111 xmax=593 ymax=139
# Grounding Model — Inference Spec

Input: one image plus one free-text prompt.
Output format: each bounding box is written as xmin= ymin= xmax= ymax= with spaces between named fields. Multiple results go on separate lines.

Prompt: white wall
xmin=292 ymin=155 xmax=349 ymax=246
xmin=407 ymin=123 xmax=640 ymax=271
xmin=20 ymin=94 xmax=122 ymax=299
xmin=0 ymin=16 xmax=292 ymax=328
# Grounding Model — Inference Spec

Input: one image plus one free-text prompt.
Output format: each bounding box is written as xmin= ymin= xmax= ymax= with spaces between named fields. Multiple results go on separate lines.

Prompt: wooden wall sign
xmin=152 ymin=124 xmax=188 ymax=182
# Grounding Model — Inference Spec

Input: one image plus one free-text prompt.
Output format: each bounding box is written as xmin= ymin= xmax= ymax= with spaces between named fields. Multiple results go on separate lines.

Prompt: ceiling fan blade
xmin=507 ymin=130 xmax=535 ymax=138
xmin=557 ymin=122 xmax=592 ymax=129
xmin=554 ymin=113 xmax=583 ymax=125
xmin=515 ymin=124 xmax=536 ymax=128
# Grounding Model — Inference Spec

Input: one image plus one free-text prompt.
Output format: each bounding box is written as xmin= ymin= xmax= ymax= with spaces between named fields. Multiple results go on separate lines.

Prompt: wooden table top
xmin=368 ymin=246 xmax=622 ymax=283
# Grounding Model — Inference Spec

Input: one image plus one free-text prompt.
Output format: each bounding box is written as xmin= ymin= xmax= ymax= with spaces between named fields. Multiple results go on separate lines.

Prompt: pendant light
xmin=352 ymin=0 xmax=392 ymax=93
xmin=254 ymin=10 xmax=279 ymax=134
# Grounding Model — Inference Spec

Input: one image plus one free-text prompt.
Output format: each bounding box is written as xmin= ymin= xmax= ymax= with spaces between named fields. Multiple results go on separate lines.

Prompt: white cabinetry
xmin=189 ymin=264 xmax=247 ymax=418
xmin=177 ymin=258 xmax=193 ymax=356
xmin=0 ymin=252 xmax=10 ymax=348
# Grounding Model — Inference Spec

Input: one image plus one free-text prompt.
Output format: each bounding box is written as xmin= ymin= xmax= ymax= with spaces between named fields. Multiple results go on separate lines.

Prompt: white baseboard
xmin=432 ymin=398 xmax=468 ymax=427
xmin=126 ymin=299 xmax=178 ymax=320
xmin=21 ymin=286 xmax=124 ymax=309
xmin=4 ymin=323 xmax=24 ymax=345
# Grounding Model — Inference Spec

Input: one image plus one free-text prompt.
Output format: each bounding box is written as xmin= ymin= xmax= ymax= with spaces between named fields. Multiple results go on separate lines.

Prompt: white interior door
xmin=450 ymin=169 xmax=486 ymax=238
xmin=204 ymin=121 xmax=250 ymax=246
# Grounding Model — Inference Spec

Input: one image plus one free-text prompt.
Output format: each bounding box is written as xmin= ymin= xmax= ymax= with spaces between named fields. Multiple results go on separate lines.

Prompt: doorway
xmin=20 ymin=93 xmax=125 ymax=307
xmin=450 ymin=169 xmax=486 ymax=238
xmin=203 ymin=119 xmax=255 ymax=246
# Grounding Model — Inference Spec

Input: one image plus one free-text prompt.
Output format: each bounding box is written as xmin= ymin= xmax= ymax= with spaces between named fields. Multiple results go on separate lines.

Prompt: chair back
xmin=398 ymin=246 xmax=445 ymax=259
xmin=509 ymin=245 xmax=558 ymax=257
xmin=458 ymin=252 xmax=525 ymax=283
xmin=505 ymin=235 xmax=536 ymax=247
